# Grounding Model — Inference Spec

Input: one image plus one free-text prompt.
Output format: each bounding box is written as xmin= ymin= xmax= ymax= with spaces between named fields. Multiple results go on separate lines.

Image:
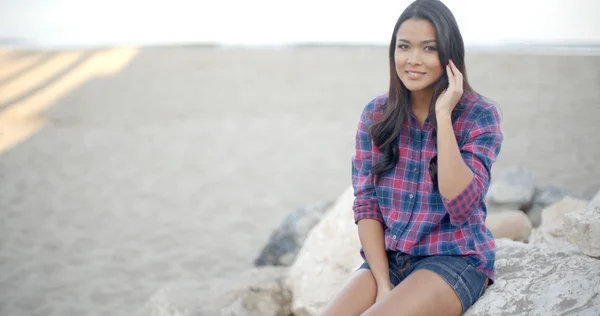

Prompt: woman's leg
xmin=319 ymin=269 xmax=378 ymax=316
xmin=361 ymin=269 xmax=462 ymax=316
xmin=360 ymin=255 xmax=488 ymax=316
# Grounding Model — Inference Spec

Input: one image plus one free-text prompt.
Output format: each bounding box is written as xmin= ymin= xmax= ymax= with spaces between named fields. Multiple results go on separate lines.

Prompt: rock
xmin=540 ymin=197 xmax=588 ymax=235
xmin=485 ymin=210 xmax=532 ymax=241
xmin=527 ymin=185 xmax=587 ymax=227
xmin=533 ymin=185 xmax=584 ymax=207
xmin=589 ymin=189 xmax=600 ymax=208
xmin=485 ymin=165 xmax=536 ymax=211
xmin=528 ymin=197 xmax=589 ymax=254
xmin=137 ymin=277 xmax=222 ymax=316
xmin=524 ymin=207 xmax=543 ymax=229
xmin=287 ymin=186 xmax=362 ymax=316
xmin=217 ymin=267 xmax=292 ymax=316
xmin=286 ymin=187 xmax=600 ymax=316
xmin=465 ymin=238 xmax=600 ymax=316
xmin=254 ymin=201 xmax=334 ymax=267
xmin=137 ymin=288 xmax=191 ymax=316
xmin=564 ymin=206 xmax=600 ymax=258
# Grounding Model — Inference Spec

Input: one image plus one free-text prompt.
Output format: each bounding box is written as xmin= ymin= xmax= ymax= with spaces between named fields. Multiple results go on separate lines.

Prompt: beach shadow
xmin=0 ymin=52 xmax=58 ymax=86
xmin=0 ymin=47 xmax=139 ymax=154
xmin=0 ymin=52 xmax=94 ymax=109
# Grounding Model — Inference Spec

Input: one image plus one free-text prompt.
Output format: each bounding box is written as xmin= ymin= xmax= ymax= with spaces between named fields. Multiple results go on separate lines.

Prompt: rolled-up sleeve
xmin=352 ymin=100 xmax=383 ymax=225
xmin=442 ymin=106 xmax=504 ymax=226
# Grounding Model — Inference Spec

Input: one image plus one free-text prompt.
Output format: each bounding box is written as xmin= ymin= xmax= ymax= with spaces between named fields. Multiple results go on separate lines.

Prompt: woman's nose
xmin=407 ymin=57 xmax=422 ymax=66
xmin=407 ymin=51 xmax=422 ymax=65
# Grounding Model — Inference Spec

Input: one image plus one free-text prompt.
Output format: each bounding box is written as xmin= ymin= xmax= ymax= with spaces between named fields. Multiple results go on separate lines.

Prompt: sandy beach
xmin=0 ymin=45 xmax=599 ymax=315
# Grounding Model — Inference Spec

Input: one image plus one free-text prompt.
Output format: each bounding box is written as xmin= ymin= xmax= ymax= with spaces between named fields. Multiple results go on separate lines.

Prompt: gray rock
xmin=533 ymin=185 xmax=584 ymax=206
xmin=219 ymin=267 xmax=292 ymax=316
xmin=137 ymin=279 xmax=210 ymax=316
xmin=589 ymin=189 xmax=600 ymax=208
xmin=254 ymin=201 xmax=334 ymax=266
xmin=465 ymin=239 xmax=600 ymax=316
xmin=528 ymin=185 xmax=587 ymax=227
xmin=485 ymin=165 xmax=536 ymax=211
xmin=137 ymin=288 xmax=191 ymax=316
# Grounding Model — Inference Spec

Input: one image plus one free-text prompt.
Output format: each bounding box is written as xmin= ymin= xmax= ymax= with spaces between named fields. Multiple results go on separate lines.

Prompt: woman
xmin=320 ymin=0 xmax=503 ymax=315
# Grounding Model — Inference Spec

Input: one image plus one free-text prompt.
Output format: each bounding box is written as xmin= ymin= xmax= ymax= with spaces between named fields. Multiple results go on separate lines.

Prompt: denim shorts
xmin=358 ymin=251 xmax=489 ymax=313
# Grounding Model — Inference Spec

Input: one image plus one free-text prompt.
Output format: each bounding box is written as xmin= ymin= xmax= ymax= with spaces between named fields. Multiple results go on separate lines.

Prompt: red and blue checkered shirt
xmin=352 ymin=90 xmax=504 ymax=282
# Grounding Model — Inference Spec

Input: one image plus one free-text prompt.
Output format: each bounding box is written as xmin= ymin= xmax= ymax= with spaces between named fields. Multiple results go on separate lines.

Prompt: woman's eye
xmin=424 ymin=46 xmax=438 ymax=51
xmin=398 ymin=44 xmax=409 ymax=50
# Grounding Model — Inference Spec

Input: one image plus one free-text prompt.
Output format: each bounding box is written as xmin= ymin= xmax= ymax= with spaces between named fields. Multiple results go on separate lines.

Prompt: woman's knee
xmin=361 ymin=269 xmax=462 ymax=316
xmin=319 ymin=269 xmax=377 ymax=316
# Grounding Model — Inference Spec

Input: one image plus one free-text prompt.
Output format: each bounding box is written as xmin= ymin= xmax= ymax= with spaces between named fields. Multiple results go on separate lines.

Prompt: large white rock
xmin=465 ymin=239 xmax=600 ymax=316
xmin=528 ymin=197 xmax=589 ymax=253
xmin=287 ymin=186 xmax=362 ymax=316
xmin=539 ymin=197 xmax=588 ymax=236
xmin=564 ymin=206 xmax=600 ymax=258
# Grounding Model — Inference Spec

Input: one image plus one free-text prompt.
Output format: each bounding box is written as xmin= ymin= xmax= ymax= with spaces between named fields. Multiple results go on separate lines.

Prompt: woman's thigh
xmin=361 ymin=255 xmax=488 ymax=316
xmin=412 ymin=255 xmax=489 ymax=313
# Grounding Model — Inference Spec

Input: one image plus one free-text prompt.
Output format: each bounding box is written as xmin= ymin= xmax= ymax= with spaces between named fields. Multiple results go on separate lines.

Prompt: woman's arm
xmin=352 ymin=98 xmax=389 ymax=286
xmin=435 ymin=61 xmax=504 ymax=226
xmin=436 ymin=108 xmax=503 ymax=226
xmin=435 ymin=111 xmax=474 ymax=200
xmin=357 ymin=219 xmax=389 ymax=285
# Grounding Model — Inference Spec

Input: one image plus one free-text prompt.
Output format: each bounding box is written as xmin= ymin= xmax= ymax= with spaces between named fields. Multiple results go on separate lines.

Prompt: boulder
xmin=485 ymin=165 xmax=536 ymax=211
xmin=485 ymin=210 xmax=532 ymax=241
xmin=254 ymin=201 xmax=334 ymax=266
xmin=137 ymin=288 xmax=190 ymax=316
xmin=589 ymin=189 xmax=600 ymax=209
xmin=218 ymin=267 xmax=292 ymax=316
xmin=287 ymin=186 xmax=362 ymax=316
xmin=528 ymin=197 xmax=589 ymax=253
xmin=527 ymin=185 xmax=587 ymax=227
xmin=465 ymin=238 xmax=600 ymax=316
xmin=564 ymin=206 xmax=600 ymax=258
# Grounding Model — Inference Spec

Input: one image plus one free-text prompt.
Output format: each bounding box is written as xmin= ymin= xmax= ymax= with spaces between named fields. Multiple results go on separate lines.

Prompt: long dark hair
xmin=370 ymin=0 xmax=473 ymax=183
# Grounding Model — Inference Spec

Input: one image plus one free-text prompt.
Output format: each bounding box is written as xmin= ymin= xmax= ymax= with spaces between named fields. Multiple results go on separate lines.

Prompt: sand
xmin=0 ymin=46 xmax=599 ymax=315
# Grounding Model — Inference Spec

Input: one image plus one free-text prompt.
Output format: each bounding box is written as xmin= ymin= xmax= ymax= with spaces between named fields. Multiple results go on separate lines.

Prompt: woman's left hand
xmin=435 ymin=59 xmax=463 ymax=115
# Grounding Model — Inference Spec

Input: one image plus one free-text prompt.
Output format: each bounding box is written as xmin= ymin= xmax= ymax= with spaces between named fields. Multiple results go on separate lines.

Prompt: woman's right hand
xmin=375 ymin=280 xmax=394 ymax=303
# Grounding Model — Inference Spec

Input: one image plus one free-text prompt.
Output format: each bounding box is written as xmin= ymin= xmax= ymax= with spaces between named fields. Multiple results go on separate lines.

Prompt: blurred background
xmin=1 ymin=0 xmax=599 ymax=315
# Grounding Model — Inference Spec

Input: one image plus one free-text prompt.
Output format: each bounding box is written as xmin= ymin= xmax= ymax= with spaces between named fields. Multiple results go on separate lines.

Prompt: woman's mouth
xmin=406 ymin=71 xmax=426 ymax=80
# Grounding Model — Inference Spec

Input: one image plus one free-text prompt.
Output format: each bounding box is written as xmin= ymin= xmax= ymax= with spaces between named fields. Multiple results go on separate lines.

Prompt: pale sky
xmin=1 ymin=0 xmax=599 ymax=48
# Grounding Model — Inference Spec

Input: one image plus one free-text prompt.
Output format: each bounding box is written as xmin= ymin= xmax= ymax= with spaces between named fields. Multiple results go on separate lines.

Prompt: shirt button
xmin=413 ymin=167 xmax=417 ymax=172
xmin=409 ymin=194 xmax=414 ymax=199
xmin=392 ymin=235 xmax=397 ymax=240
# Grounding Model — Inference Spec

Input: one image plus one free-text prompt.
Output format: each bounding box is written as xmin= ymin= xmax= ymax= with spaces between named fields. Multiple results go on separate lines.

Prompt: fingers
xmin=446 ymin=64 xmax=454 ymax=90
xmin=448 ymin=60 xmax=463 ymax=90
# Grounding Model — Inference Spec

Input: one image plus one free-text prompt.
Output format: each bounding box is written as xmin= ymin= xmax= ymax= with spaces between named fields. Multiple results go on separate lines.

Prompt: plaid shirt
xmin=352 ymin=91 xmax=503 ymax=282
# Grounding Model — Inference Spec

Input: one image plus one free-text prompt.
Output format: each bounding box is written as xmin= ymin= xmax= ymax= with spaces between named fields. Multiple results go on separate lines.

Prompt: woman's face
xmin=394 ymin=18 xmax=443 ymax=93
